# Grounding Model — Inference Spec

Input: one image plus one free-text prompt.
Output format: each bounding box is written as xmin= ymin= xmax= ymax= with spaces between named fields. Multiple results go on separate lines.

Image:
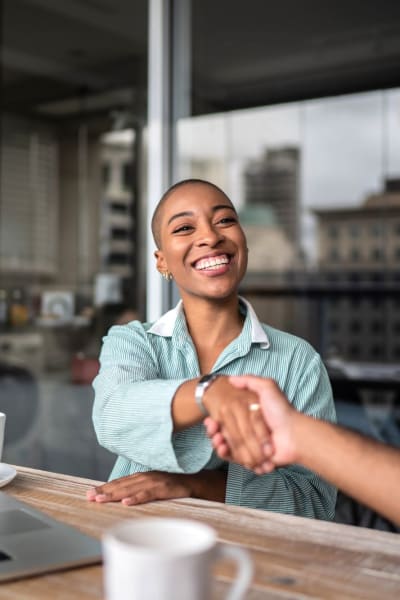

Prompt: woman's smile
xmin=192 ymin=252 xmax=232 ymax=275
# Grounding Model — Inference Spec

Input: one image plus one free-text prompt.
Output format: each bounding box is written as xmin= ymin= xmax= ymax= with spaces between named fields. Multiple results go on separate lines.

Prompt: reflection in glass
xmin=0 ymin=0 xmax=148 ymax=479
xmin=177 ymin=88 xmax=400 ymax=533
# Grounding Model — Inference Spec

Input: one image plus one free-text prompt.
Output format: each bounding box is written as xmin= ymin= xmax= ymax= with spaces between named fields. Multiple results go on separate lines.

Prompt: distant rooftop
xmin=365 ymin=178 xmax=400 ymax=208
xmin=313 ymin=178 xmax=400 ymax=216
xmin=385 ymin=178 xmax=400 ymax=193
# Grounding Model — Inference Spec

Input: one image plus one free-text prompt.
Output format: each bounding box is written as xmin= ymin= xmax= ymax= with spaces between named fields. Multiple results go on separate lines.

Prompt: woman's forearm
xmin=171 ymin=378 xmax=203 ymax=430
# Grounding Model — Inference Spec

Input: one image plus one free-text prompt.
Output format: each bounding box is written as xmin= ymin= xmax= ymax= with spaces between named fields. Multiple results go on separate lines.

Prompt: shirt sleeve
xmin=92 ymin=324 xmax=213 ymax=474
xmin=226 ymin=350 xmax=337 ymax=519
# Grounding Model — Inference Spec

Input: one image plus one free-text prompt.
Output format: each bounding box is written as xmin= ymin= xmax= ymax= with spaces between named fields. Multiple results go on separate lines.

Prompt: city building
xmin=244 ymin=147 xmax=300 ymax=246
xmin=314 ymin=179 xmax=400 ymax=362
xmin=239 ymin=204 xmax=300 ymax=273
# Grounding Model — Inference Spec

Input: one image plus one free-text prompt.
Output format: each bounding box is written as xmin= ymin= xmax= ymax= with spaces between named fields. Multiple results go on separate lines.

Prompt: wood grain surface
xmin=1 ymin=466 xmax=400 ymax=599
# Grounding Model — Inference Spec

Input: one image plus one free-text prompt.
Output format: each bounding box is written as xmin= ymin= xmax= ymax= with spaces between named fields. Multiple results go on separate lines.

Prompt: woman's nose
xmin=196 ymin=223 xmax=224 ymax=246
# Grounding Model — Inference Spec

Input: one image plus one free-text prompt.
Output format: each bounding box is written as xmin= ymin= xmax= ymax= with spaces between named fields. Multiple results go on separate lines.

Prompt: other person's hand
xmin=205 ymin=376 xmax=298 ymax=472
xmin=201 ymin=375 xmax=272 ymax=471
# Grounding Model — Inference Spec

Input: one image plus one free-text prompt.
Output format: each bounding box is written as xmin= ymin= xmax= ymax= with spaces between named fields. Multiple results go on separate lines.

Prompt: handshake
xmin=203 ymin=375 xmax=400 ymax=527
xmin=202 ymin=375 xmax=301 ymax=475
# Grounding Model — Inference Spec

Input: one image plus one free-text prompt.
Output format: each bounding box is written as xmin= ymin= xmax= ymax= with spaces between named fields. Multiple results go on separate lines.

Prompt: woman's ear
xmin=154 ymin=249 xmax=168 ymax=274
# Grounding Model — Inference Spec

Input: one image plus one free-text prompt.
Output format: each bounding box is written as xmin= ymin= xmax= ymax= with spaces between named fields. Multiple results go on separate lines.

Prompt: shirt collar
xmin=239 ymin=297 xmax=270 ymax=349
xmin=148 ymin=296 xmax=270 ymax=349
xmin=147 ymin=303 xmax=183 ymax=337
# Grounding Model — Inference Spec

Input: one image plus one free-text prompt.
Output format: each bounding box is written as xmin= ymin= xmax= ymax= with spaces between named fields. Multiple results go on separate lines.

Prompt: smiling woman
xmin=153 ymin=180 xmax=248 ymax=308
xmin=90 ymin=179 xmax=337 ymax=519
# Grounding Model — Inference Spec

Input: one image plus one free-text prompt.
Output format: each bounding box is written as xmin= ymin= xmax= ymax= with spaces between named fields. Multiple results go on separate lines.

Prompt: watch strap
xmin=195 ymin=373 xmax=219 ymax=416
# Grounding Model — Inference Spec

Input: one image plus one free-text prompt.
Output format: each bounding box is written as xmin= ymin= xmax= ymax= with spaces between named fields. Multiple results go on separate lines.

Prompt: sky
xmin=177 ymin=87 xmax=400 ymax=261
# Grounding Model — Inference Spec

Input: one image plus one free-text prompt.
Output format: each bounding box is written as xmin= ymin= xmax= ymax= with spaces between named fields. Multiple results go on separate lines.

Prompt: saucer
xmin=0 ymin=463 xmax=17 ymax=488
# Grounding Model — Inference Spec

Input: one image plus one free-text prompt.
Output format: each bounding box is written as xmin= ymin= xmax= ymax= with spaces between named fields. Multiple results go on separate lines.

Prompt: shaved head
xmin=151 ymin=179 xmax=232 ymax=249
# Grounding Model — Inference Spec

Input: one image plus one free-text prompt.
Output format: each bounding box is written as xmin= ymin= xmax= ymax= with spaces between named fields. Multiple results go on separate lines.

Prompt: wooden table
xmin=2 ymin=467 xmax=400 ymax=599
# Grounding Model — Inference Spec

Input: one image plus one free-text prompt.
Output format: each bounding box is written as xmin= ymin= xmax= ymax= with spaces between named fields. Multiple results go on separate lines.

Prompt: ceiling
xmin=1 ymin=0 xmax=400 ymax=122
xmin=192 ymin=0 xmax=400 ymax=112
xmin=1 ymin=0 xmax=148 ymax=121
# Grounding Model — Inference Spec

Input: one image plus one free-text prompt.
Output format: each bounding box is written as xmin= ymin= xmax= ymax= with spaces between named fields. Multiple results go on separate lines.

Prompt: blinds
xmin=0 ymin=114 xmax=59 ymax=276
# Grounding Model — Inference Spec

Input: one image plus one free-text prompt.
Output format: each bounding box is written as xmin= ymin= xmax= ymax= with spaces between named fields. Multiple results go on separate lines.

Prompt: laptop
xmin=0 ymin=491 xmax=101 ymax=582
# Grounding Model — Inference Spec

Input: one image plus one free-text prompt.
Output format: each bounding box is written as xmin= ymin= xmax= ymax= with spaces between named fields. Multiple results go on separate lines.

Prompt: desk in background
xmin=1 ymin=467 xmax=400 ymax=599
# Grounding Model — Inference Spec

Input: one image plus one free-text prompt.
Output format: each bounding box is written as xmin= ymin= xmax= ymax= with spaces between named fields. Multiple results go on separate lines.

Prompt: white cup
xmin=103 ymin=517 xmax=253 ymax=600
xmin=0 ymin=413 xmax=5 ymax=461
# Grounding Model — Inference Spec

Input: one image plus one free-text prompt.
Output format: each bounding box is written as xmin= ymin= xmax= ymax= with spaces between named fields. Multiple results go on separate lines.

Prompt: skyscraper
xmin=244 ymin=147 xmax=300 ymax=246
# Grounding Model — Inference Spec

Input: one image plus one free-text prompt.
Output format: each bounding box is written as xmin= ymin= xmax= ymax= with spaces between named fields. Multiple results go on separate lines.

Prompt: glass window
xmin=370 ymin=248 xmax=384 ymax=261
xmin=122 ymin=162 xmax=133 ymax=191
xmin=329 ymin=319 xmax=339 ymax=332
xmin=330 ymin=248 xmax=340 ymax=262
xmin=348 ymin=343 xmax=360 ymax=358
xmin=370 ymin=319 xmax=383 ymax=333
xmin=0 ymin=0 xmax=148 ymax=480
xmin=350 ymin=320 xmax=361 ymax=333
xmin=349 ymin=272 xmax=360 ymax=283
xmin=102 ymin=163 xmax=111 ymax=187
xmin=349 ymin=223 xmax=360 ymax=238
xmin=370 ymin=344 xmax=383 ymax=358
xmin=372 ymin=272 xmax=384 ymax=283
xmin=177 ymin=79 xmax=400 ymax=529
xmin=329 ymin=225 xmax=339 ymax=240
xmin=370 ymin=223 xmax=384 ymax=237
xmin=370 ymin=299 xmax=383 ymax=310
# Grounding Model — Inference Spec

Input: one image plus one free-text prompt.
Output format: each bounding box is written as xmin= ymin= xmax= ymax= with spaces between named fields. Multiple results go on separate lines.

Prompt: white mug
xmin=103 ymin=517 xmax=253 ymax=600
xmin=0 ymin=413 xmax=5 ymax=461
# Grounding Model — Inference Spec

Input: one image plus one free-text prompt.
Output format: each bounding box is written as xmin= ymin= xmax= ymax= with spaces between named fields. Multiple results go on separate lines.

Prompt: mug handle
xmin=215 ymin=543 xmax=253 ymax=600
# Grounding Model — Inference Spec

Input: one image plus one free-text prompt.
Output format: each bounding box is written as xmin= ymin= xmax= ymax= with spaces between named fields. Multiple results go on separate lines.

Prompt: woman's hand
xmin=86 ymin=469 xmax=227 ymax=505
xmin=201 ymin=376 xmax=272 ymax=471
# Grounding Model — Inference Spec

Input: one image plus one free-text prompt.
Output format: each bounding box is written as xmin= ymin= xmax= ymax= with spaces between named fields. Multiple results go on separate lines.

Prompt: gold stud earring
xmin=161 ymin=271 xmax=173 ymax=281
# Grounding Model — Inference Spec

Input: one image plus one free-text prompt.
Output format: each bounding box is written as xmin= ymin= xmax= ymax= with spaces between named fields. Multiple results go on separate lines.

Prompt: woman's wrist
xmin=201 ymin=375 xmax=229 ymax=415
xmin=185 ymin=469 xmax=227 ymax=503
xmin=194 ymin=374 xmax=221 ymax=416
xmin=172 ymin=378 xmax=211 ymax=430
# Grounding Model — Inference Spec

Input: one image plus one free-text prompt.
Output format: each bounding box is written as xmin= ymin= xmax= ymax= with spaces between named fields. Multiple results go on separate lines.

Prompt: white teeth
xmin=195 ymin=255 xmax=229 ymax=270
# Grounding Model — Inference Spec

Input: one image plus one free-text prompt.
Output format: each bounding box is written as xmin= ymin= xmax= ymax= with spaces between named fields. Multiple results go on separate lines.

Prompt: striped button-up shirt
xmin=93 ymin=297 xmax=336 ymax=519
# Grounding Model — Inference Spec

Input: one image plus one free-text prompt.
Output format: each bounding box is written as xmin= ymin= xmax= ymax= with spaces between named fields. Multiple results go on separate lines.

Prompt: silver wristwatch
xmin=195 ymin=374 xmax=220 ymax=416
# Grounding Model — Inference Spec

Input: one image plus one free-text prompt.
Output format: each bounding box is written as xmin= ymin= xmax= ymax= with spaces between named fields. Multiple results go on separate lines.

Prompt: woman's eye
xmin=218 ymin=217 xmax=237 ymax=225
xmin=173 ymin=224 xmax=193 ymax=234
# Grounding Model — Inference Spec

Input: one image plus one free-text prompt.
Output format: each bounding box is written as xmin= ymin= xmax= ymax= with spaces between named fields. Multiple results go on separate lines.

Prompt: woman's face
xmin=155 ymin=183 xmax=248 ymax=303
